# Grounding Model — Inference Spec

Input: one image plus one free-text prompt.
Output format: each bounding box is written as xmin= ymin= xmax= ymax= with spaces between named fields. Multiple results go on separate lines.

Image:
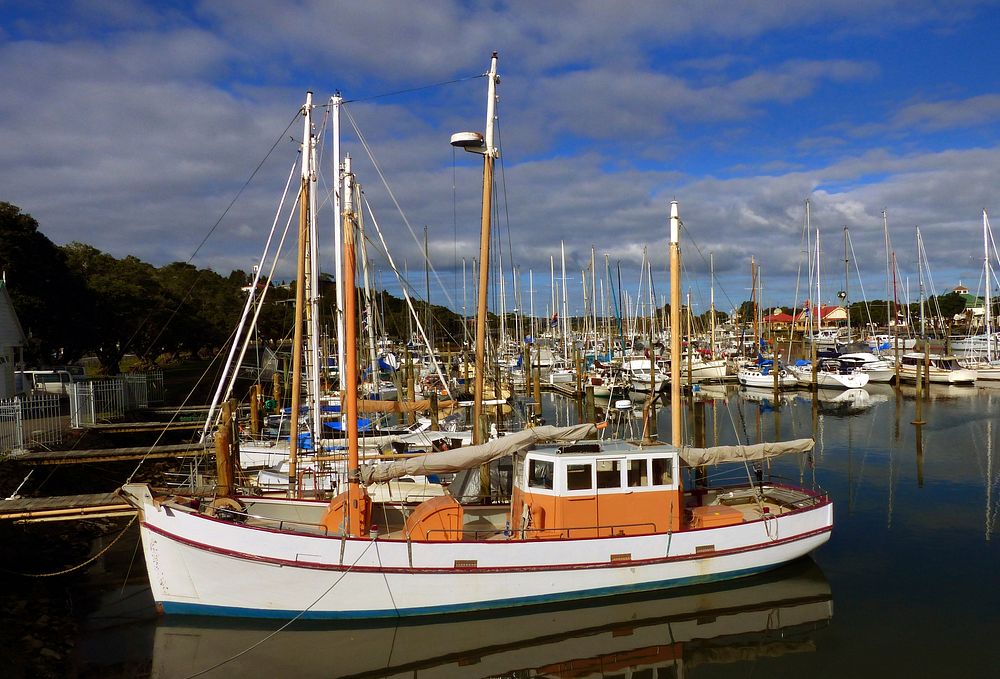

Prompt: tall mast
xmin=917 ymin=227 xmax=926 ymax=337
xmin=499 ymin=239 xmax=507 ymax=349
xmin=462 ymin=258 xmax=468 ymax=348
xmin=750 ymin=256 xmax=758 ymax=351
xmin=985 ymin=210 xmax=993 ymax=362
xmin=816 ymin=229 xmax=822 ymax=332
xmin=306 ymin=104 xmax=322 ymax=442
xmin=331 ymin=94 xmax=345 ymax=385
xmin=342 ymin=155 xmax=366 ymax=537
xmin=288 ymin=91 xmax=313 ymax=491
xmin=669 ymin=201 xmax=682 ymax=448
xmin=424 ymin=225 xmax=432 ymax=348
xmin=561 ymin=240 xmax=569 ymax=361
xmin=529 ymin=269 xmax=535 ymax=341
xmin=550 ymin=255 xmax=556 ymax=339
xmin=883 ymin=209 xmax=891 ymax=345
xmin=844 ymin=225 xmax=851 ymax=341
xmin=710 ymin=252 xmax=716 ymax=359
xmin=359 ymin=190 xmax=379 ymax=396
xmin=451 ymin=52 xmax=499 ymax=447
xmin=591 ymin=246 xmax=598 ymax=355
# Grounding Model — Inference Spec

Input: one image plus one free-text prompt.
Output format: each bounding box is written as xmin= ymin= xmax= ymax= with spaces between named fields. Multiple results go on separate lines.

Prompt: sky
xmin=3 ymin=0 xmax=1000 ymax=322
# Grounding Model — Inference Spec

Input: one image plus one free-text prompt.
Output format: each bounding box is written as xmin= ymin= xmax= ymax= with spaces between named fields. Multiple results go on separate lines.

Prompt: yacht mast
xmin=341 ymin=154 xmax=367 ymax=537
xmin=331 ymin=94 xmax=345 ymax=387
xmin=985 ymin=210 xmax=993 ymax=362
xmin=669 ymin=201 xmax=682 ymax=447
xmin=451 ymin=52 xmax=499 ymax=447
xmin=561 ymin=240 xmax=569 ymax=361
xmin=288 ymin=91 xmax=313 ymax=490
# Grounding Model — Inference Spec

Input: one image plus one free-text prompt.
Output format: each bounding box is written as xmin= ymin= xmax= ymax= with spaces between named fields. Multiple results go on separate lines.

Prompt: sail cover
xmin=678 ymin=438 xmax=814 ymax=467
xmin=360 ymin=423 xmax=597 ymax=484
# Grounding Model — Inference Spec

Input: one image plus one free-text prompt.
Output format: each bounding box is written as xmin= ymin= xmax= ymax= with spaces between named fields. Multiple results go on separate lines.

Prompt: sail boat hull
xmin=124 ymin=484 xmax=831 ymax=619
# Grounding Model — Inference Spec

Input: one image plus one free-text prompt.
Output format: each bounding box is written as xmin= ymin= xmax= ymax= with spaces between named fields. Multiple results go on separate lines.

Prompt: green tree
xmin=62 ymin=243 xmax=175 ymax=373
xmin=0 ymin=202 xmax=93 ymax=364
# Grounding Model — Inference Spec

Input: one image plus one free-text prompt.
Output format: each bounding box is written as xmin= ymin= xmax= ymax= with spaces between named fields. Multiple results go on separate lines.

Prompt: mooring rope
xmin=0 ymin=515 xmax=137 ymax=578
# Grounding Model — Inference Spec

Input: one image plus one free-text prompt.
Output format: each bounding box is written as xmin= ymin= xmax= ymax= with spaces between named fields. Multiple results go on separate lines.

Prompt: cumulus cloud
xmin=1 ymin=0 xmax=998 ymax=316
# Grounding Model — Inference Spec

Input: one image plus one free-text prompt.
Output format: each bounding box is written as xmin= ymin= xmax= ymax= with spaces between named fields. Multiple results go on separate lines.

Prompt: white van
xmin=15 ymin=369 xmax=77 ymax=397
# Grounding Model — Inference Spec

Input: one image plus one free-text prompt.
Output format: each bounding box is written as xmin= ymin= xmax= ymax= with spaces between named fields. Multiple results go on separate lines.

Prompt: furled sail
xmin=360 ymin=423 xmax=597 ymax=484
xmin=679 ymin=438 xmax=814 ymax=467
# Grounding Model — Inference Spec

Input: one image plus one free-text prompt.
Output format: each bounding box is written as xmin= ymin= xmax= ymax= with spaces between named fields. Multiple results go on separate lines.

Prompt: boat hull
xmin=897 ymin=365 xmax=977 ymax=384
xmin=737 ymin=370 xmax=798 ymax=388
xmin=123 ymin=484 xmax=832 ymax=619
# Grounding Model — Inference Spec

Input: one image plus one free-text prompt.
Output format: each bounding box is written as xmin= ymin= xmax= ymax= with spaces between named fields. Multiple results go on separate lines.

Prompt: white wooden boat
xmin=122 ymin=425 xmax=831 ymax=619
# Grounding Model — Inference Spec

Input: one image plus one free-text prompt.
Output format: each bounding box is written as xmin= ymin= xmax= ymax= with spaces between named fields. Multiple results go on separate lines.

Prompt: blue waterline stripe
xmin=160 ymin=564 xmax=774 ymax=619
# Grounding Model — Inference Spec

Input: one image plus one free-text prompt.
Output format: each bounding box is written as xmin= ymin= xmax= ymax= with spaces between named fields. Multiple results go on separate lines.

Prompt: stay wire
xmin=134 ymin=109 xmax=303 ymax=360
xmin=339 ymin=73 xmax=486 ymax=104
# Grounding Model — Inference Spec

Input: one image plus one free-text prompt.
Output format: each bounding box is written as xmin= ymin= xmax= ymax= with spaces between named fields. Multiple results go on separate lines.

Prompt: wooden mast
xmin=669 ymin=200 xmax=682 ymax=447
xmin=342 ymin=155 xmax=368 ymax=537
xmin=287 ymin=91 xmax=312 ymax=493
xmin=452 ymin=53 xmax=499 ymax=447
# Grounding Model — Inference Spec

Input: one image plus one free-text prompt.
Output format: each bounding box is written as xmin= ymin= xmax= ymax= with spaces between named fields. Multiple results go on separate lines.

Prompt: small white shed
xmin=0 ymin=278 xmax=26 ymax=399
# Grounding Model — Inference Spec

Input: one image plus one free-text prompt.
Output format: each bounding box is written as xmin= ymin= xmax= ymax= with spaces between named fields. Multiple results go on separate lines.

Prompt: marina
xmin=1 ymin=384 xmax=996 ymax=676
xmin=3 ymin=4 xmax=1000 ymax=675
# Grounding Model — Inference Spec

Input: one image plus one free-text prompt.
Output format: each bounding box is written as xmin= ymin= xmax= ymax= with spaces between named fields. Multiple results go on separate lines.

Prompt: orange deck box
xmin=689 ymin=505 xmax=744 ymax=529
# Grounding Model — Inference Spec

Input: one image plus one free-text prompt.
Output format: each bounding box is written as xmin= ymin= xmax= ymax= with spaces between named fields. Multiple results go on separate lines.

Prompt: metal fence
xmin=0 ymin=394 xmax=64 ymax=456
xmin=69 ymin=371 xmax=165 ymax=428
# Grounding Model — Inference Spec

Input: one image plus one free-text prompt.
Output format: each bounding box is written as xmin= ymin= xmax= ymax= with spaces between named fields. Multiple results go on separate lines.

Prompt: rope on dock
xmin=0 ymin=515 xmax=137 ymax=578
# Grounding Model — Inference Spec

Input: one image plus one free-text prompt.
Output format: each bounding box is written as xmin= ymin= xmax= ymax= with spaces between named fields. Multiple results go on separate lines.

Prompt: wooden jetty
xmin=541 ymin=383 xmax=579 ymax=398
xmin=0 ymin=492 xmax=133 ymax=523
xmin=9 ymin=442 xmax=210 ymax=466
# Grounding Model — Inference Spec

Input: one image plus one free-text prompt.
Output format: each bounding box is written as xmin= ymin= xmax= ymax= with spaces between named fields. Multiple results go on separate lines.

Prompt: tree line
xmin=0 ymin=202 xmax=468 ymax=374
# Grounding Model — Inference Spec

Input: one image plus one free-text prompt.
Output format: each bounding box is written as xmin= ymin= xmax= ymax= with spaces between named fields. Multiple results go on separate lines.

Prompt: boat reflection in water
xmin=152 ymin=558 xmax=831 ymax=679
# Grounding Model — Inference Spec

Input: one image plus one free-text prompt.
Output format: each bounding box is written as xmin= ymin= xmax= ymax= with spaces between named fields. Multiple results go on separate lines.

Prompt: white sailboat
xmin=960 ymin=210 xmax=1000 ymax=380
xmin=122 ymin=55 xmax=832 ymax=620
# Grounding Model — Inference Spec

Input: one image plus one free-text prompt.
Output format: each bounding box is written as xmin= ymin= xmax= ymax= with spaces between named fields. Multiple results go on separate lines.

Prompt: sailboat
xmin=121 ymin=54 xmax=832 ymax=620
xmin=958 ymin=210 xmax=1000 ymax=380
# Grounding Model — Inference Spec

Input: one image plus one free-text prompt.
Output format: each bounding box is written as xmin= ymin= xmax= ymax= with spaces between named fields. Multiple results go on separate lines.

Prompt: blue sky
xmin=3 ymin=0 xmax=1000 ymax=321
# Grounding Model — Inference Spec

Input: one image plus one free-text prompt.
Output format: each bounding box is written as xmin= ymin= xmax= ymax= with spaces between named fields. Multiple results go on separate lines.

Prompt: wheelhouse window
xmin=627 ymin=459 xmax=648 ymax=487
xmin=566 ymin=463 xmax=593 ymax=491
xmin=528 ymin=459 xmax=554 ymax=489
xmin=651 ymin=456 xmax=674 ymax=486
xmin=596 ymin=459 xmax=622 ymax=489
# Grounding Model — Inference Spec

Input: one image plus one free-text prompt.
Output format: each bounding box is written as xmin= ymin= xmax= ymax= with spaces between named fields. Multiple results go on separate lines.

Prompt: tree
xmin=0 ymin=202 xmax=93 ymax=365
xmin=930 ymin=291 xmax=967 ymax=319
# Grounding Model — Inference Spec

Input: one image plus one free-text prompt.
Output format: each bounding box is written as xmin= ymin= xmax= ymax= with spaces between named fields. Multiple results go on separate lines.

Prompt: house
xmin=0 ymin=276 xmax=27 ymax=399
xmin=763 ymin=304 xmax=847 ymax=333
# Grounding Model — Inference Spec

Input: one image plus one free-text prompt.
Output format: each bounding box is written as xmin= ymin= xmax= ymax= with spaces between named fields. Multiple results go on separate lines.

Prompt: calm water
xmin=67 ymin=383 xmax=1000 ymax=677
